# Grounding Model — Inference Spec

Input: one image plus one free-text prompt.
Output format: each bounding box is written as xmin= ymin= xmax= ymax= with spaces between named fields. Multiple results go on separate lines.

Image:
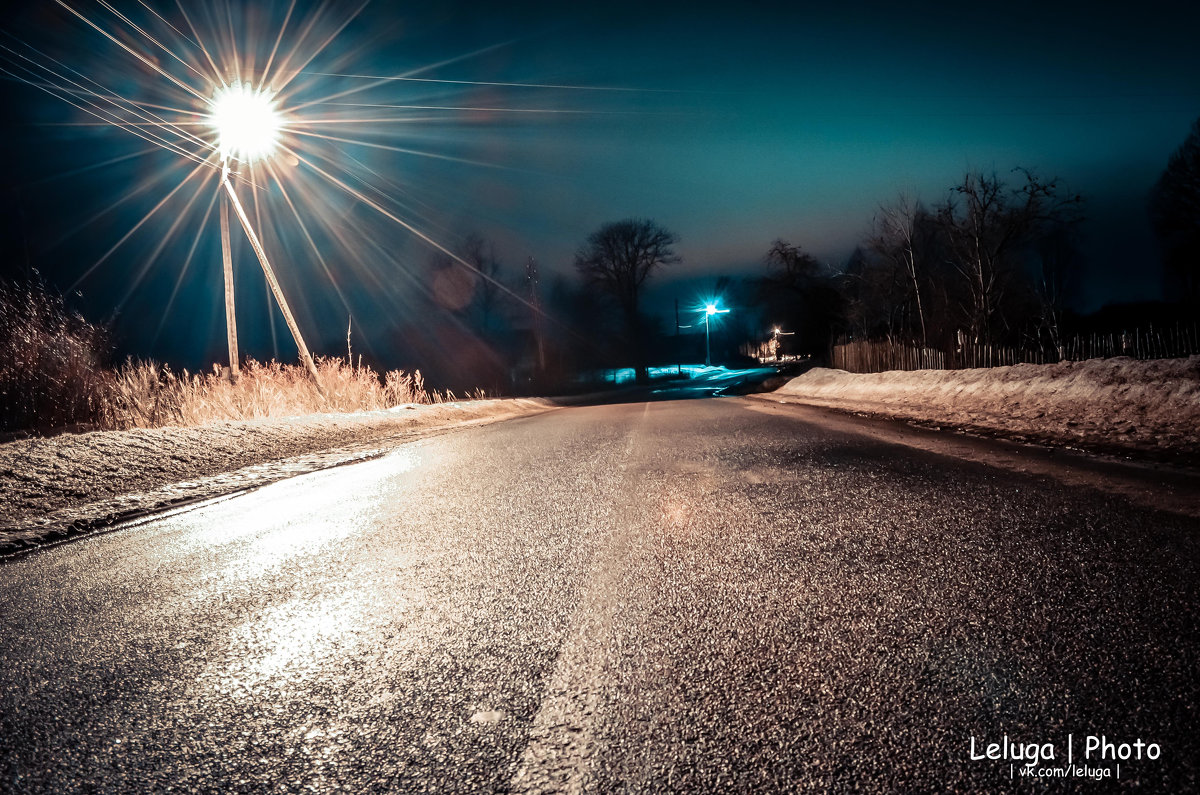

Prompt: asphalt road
xmin=2 ymin=398 xmax=1197 ymax=792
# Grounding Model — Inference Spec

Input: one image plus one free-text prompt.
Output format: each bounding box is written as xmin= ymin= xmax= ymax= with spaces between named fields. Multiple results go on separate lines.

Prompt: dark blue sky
xmin=409 ymin=1 xmax=1200 ymax=309
xmin=1 ymin=0 xmax=1197 ymax=366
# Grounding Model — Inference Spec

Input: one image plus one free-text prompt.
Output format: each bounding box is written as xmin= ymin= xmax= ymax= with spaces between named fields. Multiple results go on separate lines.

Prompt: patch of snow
xmin=766 ymin=357 xmax=1200 ymax=458
xmin=582 ymin=364 xmax=765 ymax=385
xmin=0 ymin=398 xmax=553 ymax=553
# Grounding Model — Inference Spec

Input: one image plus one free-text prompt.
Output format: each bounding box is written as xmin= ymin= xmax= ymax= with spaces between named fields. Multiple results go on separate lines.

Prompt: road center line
xmin=510 ymin=403 xmax=651 ymax=793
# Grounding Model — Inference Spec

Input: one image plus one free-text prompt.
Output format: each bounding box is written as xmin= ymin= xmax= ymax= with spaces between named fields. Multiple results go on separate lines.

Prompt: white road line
xmin=510 ymin=404 xmax=650 ymax=793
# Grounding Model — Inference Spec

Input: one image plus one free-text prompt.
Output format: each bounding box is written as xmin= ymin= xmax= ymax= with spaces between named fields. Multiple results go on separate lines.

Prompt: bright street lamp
xmin=205 ymin=81 xmax=320 ymax=386
xmin=210 ymin=82 xmax=282 ymax=163
xmin=703 ymin=302 xmax=730 ymax=366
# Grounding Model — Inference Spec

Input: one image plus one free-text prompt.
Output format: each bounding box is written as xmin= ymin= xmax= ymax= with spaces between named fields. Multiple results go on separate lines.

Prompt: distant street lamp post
xmin=704 ymin=302 xmax=730 ymax=367
xmin=771 ymin=326 xmax=794 ymax=361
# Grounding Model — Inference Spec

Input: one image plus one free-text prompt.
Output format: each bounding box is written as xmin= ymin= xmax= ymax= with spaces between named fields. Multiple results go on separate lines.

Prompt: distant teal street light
xmin=704 ymin=302 xmax=730 ymax=366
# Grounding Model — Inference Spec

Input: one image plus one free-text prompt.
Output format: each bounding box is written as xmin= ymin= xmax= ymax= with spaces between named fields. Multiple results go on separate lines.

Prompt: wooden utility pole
xmin=220 ymin=162 xmax=321 ymax=386
xmin=219 ymin=190 xmax=239 ymax=381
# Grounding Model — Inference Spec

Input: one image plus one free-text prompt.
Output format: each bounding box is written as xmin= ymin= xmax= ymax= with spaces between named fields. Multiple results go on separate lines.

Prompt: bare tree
xmin=1032 ymin=224 xmax=1082 ymax=355
xmin=575 ymin=218 xmax=679 ymax=384
xmin=460 ymin=233 xmax=503 ymax=331
xmin=761 ymin=240 xmax=843 ymax=355
xmin=765 ymin=240 xmax=822 ymax=286
xmin=870 ymin=194 xmax=930 ymax=345
xmin=1149 ymin=117 xmax=1200 ymax=305
xmin=840 ymin=245 xmax=913 ymax=341
xmin=936 ymin=170 xmax=1080 ymax=346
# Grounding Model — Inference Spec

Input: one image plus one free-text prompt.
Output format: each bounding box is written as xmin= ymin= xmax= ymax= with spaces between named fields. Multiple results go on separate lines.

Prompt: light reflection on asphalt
xmin=0 ymin=400 xmax=1196 ymax=792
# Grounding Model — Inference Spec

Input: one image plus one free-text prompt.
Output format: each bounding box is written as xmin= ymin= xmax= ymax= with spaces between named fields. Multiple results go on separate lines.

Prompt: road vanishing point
xmin=2 ymin=396 xmax=1197 ymax=792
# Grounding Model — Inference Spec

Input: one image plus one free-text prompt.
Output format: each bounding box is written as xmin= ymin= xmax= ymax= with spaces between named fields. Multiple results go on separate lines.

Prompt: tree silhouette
xmin=869 ymin=194 xmax=932 ymax=345
xmin=575 ymin=218 xmax=679 ymax=384
xmin=1149 ymin=117 xmax=1200 ymax=306
xmin=1031 ymin=223 xmax=1083 ymax=354
xmin=760 ymin=240 xmax=842 ymax=356
xmin=764 ymin=240 xmax=822 ymax=287
xmin=460 ymin=233 xmax=504 ymax=332
xmin=935 ymin=170 xmax=1080 ymax=346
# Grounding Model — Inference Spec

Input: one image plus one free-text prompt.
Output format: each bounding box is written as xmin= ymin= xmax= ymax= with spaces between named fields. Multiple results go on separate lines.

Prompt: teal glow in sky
xmin=450 ymin=1 xmax=1200 ymax=311
xmin=1 ymin=0 xmax=1197 ymax=368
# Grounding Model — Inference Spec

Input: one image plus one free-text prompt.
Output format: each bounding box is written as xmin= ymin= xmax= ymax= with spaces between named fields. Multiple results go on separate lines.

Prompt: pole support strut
xmin=221 ymin=169 xmax=323 ymax=390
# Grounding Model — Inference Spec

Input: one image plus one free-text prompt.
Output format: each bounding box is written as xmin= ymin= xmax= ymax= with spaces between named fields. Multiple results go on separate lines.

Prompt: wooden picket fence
xmin=832 ymin=341 xmax=952 ymax=372
xmin=1059 ymin=324 xmax=1200 ymax=361
xmin=832 ymin=323 xmax=1200 ymax=374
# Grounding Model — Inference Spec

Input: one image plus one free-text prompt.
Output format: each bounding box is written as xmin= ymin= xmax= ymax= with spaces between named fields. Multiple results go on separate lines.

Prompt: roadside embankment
xmin=0 ymin=398 xmax=553 ymax=553
xmin=759 ymin=357 xmax=1200 ymax=461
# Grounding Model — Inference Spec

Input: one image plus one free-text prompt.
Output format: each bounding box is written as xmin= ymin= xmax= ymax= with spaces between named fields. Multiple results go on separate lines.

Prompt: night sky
xmin=1 ymin=0 xmax=1197 ymax=369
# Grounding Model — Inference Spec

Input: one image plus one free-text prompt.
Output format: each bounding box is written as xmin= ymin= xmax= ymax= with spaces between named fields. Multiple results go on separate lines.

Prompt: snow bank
xmin=0 ymin=398 xmax=552 ymax=553
xmin=768 ymin=357 xmax=1200 ymax=458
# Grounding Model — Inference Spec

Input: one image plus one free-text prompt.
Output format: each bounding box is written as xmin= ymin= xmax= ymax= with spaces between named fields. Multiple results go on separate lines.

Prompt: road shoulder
xmin=744 ymin=396 xmax=1200 ymax=519
xmin=1 ymin=400 xmax=554 ymax=555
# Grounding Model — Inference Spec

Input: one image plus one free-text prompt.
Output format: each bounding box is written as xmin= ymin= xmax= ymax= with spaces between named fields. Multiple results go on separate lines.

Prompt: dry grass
xmin=2 ymin=278 xmax=489 ymax=434
xmin=99 ymin=357 xmax=485 ymax=430
xmin=0 ymin=280 xmax=112 ymax=433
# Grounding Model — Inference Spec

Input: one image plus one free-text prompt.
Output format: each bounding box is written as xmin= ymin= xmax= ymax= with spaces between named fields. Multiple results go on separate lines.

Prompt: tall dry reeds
xmin=0 ymin=280 xmax=112 ymax=433
xmin=97 ymin=357 xmax=477 ymax=430
xmin=1 ymin=281 xmax=486 ymax=434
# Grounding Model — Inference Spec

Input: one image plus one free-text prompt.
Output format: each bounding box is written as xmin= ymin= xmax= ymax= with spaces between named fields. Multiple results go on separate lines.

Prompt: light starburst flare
xmin=2 ymin=1 xmax=598 ymax=382
xmin=208 ymin=82 xmax=284 ymax=163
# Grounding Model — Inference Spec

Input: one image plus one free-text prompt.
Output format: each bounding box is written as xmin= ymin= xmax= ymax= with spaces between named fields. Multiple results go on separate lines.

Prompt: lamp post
xmin=704 ymin=302 xmax=730 ymax=367
xmin=771 ymin=326 xmax=794 ymax=361
xmin=208 ymin=81 xmax=321 ymax=386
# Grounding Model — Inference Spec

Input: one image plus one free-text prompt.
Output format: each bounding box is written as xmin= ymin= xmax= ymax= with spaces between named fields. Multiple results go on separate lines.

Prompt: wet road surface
xmin=2 ymin=398 xmax=1197 ymax=792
